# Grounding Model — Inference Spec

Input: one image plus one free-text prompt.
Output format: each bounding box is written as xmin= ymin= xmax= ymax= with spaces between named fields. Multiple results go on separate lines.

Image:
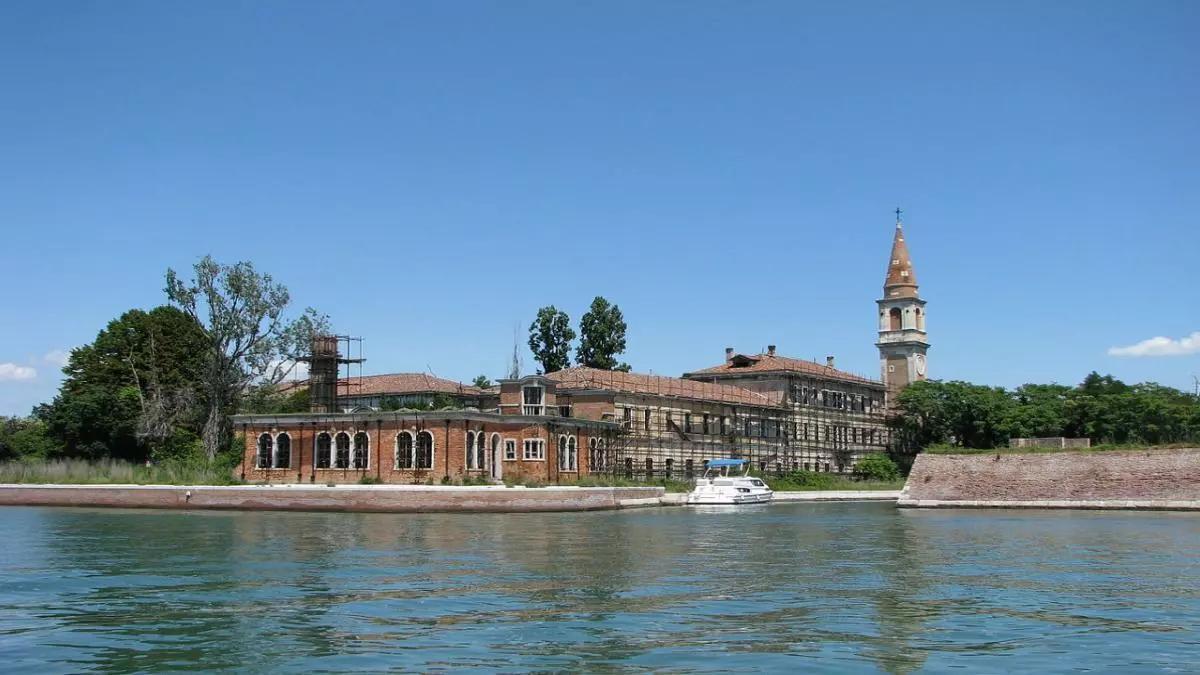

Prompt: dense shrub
xmin=853 ymin=454 xmax=900 ymax=482
xmin=775 ymin=470 xmax=839 ymax=489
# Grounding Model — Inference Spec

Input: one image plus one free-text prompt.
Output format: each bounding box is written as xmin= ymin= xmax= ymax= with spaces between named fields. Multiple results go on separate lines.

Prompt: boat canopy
xmin=705 ymin=459 xmax=748 ymax=468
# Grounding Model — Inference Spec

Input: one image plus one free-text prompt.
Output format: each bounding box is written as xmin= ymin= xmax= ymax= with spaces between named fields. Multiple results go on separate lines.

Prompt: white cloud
xmin=0 ymin=363 xmax=37 ymax=381
xmin=1108 ymin=331 xmax=1200 ymax=358
xmin=265 ymin=358 xmax=309 ymax=383
xmin=43 ymin=349 xmax=70 ymax=367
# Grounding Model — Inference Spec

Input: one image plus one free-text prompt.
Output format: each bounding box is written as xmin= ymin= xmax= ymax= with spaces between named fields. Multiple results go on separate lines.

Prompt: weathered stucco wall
xmin=899 ymin=448 xmax=1200 ymax=509
xmin=0 ymin=484 xmax=665 ymax=513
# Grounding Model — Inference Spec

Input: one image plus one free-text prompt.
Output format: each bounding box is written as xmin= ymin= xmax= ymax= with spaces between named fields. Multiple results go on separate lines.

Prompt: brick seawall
xmin=899 ymin=448 xmax=1200 ymax=510
xmin=0 ymin=484 xmax=665 ymax=513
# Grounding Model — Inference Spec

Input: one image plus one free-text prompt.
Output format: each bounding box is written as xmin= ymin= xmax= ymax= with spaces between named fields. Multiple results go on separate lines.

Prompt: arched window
xmin=315 ymin=433 xmax=332 ymax=469
xmin=557 ymin=436 xmax=569 ymax=471
xmin=353 ymin=432 xmax=369 ymax=469
xmin=685 ymin=458 xmax=694 ymax=478
xmin=335 ymin=432 xmax=351 ymax=469
xmin=588 ymin=438 xmax=597 ymax=471
xmin=466 ymin=431 xmax=477 ymax=469
xmin=915 ymin=306 xmax=925 ymax=330
xmin=256 ymin=433 xmax=272 ymax=469
xmin=416 ymin=431 xmax=434 ymax=469
xmin=665 ymin=458 xmax=674 ymax=479
xmin=889 ymin=307 xmax=902 ymax=331
xmin=624 ymin=457 xmax=633 ymax=478
xmin=476 ymin=432 xmax=486 ymax=471
xmin=274 ymin=433 xmax=291 ymax=469
xmin=396 ymin=432 xmax=414 ymax=469
xmin=490 ymin=434 xmax=501 ymax=472
xmin=567 ymin=436 xmax=577 ymax=471
xmin=645 ymin=457 xmax=654 ymax=478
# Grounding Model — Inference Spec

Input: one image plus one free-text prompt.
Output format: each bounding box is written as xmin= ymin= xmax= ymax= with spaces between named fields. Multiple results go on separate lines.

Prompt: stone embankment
xmin=0 ymin=484 xmax=665 ymax=513
xmin=0 ymin=484 xmax=902 ymax=513
xmin=899 ymin=448 xmax=1200 ymax=510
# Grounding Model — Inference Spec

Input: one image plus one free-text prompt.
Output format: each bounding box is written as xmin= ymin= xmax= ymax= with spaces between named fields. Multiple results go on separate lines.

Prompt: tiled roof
xmin=546 ymin=366 xmax=782 ymax=407
xmin=279 ymin=373 xmax=484 ymax=398
xmin=683 ymin=353 xmax=881 ymax=386
xmin=884 ymin=222 xmax=919 ymax=298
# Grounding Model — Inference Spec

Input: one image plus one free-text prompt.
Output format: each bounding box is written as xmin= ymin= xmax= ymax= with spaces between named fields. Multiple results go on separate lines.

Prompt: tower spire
xmin=883 ymin=212 xmax=918 ymax=299
xmin=876 ymin=211 xmax=929 ymax=396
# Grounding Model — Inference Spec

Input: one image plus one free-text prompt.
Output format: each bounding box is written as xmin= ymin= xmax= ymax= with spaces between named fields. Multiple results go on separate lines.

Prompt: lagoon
xmin=1 ymin=503 xmax=1198 ymax=673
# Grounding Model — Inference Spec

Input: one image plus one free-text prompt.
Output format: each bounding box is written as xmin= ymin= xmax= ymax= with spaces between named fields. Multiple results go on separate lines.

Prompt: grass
xmin=757 ymin=471 xmax=905 ymax=492
xmin=0 ymin=458 xmax=242 ymax=485
xmin=562 ymin=476 xmax=694 ymax=493
xmin=923 ymin=442 xmax=1199 ymax=456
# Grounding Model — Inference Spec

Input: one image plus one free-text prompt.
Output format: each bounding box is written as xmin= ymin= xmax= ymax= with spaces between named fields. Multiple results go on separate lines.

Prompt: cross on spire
xmin=894 ymin=207 xmax=903 ymax=226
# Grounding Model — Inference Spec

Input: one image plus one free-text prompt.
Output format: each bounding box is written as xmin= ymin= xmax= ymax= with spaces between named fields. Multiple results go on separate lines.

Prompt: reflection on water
xmin=0 ymin=504 xmax=1198 ymax=672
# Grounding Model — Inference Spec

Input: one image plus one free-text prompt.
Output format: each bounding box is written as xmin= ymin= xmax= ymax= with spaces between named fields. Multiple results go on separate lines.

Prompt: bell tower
xmin=876 ymin=209 xmax=929 ymax=397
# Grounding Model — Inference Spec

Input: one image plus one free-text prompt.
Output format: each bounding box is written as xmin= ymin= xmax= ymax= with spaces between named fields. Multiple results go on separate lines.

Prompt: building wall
xmin=680 ymin=373 xmax=893 ymax=474
xmin=239 ymin=417 xmax=609 ymax=485
xmin=902 ymin=448 xmax=1200 ymax=503
xmin=556 ymin=384 xmax=892 ymax=477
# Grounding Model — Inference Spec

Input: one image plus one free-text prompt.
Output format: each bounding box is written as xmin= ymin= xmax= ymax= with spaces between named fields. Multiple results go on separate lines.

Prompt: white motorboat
xmin=686 ymin=458 xmax=773 ymax=505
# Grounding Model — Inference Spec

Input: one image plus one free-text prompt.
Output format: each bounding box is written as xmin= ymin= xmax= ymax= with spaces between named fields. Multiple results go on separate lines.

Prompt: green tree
xmin=892 ymin=380 xmax=1013 ymax=450
xmin=240 ymin=384 xmax=310 ymax=415
xmin=892 ymin=373 xmax=1200 ymax=451
xmin=1003 ymin=383 xmax=1070 ymax=438
xmin=166 ymin=256 xmax=328 ymax=460
xmin=38 ymin=306 xmax=208 ymax=461
xmin=527 ymin=306 xmax=575 ymax=374
xmin=576 ymin=296 xmax=630 ymax=371
xmin=472 ymin=375 xmax=493 ymax=388
xmin=0 ymin=416 xmax=58 ymax=460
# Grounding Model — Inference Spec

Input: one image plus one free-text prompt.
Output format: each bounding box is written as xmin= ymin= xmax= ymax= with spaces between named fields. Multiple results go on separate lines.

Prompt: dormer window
xmin=522 ymin=385 xmax=545 ymax=415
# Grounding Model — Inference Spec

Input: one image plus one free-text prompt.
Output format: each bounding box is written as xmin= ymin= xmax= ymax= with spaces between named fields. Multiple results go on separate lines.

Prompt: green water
xmin=1 ymin=503 xmax=1197 ymax=673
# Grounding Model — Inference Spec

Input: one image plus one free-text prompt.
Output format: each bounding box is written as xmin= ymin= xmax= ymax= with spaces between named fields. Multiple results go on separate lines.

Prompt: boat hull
xmin=686 ymin=491 xmax=774 ymax=506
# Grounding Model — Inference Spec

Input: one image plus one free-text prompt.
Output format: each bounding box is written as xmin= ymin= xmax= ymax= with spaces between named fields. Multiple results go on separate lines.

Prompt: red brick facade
xmin=235 ymin=411 xmax=618 ymax=485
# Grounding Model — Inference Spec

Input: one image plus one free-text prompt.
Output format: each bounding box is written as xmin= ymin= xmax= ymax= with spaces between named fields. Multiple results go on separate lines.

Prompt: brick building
xmin=235 ymin=217 xmax=926 ymax=483
xmin=234 ymin=409 xmax=620 ymax=485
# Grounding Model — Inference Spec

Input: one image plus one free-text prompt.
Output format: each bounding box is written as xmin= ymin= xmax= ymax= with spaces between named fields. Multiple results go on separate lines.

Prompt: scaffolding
xmin=298 ymin=335 xmax=365 ymax=413
xmin=580 ymin=372 xmax=893 ymax=481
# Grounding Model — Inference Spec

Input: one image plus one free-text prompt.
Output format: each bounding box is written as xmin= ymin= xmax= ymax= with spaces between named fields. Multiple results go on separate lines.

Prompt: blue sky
xmin=2 ymin=1 xmax=1198 ymax=415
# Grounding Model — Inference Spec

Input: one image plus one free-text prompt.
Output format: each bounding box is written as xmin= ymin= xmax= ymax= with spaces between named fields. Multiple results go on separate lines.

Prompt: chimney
xmin=308 ymin=335 xmax=340 ymax=413
xmin=825 ymin=355 xmax=835 ymax=369
xmin=767 ymin=345 xmax=776 ymax=357
xmin=725 ymin=347 xmax=734 ymax=364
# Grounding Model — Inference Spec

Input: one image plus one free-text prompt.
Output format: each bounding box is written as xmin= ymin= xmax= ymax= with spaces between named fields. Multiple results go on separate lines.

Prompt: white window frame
xmin=522 ymin=385 xmax=545 ymax=416
xmin=465 ymin=431 xmax=477 ymax=469
xmin=352 ymin=431 xmax=370 ymax=470
xmin=415 ymin=430 xmax=435 ymax=470
xmin=256 ymin=433 xmax=273 ymax=469
xmin=557 ymin=435 xmax=578 ymax=472
xmin=273 ymin=432 xmax=292 ymax=469
xmin=314 ymin=432 xmax=333 ymax=469
xmin=395 ymin=431 xmax=415 ymax=469
xmin=334 ymin=432 xmax=352 ymax=469
xmin=504 ymin=438 xmax=517 ymax=461
xmin=523 ymin=438 xmax=545 ymax=461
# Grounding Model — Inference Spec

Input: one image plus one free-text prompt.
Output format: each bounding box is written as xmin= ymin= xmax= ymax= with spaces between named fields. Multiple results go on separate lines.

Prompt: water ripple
xmin=0 ymin=504 xmax=1197 ymax=673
